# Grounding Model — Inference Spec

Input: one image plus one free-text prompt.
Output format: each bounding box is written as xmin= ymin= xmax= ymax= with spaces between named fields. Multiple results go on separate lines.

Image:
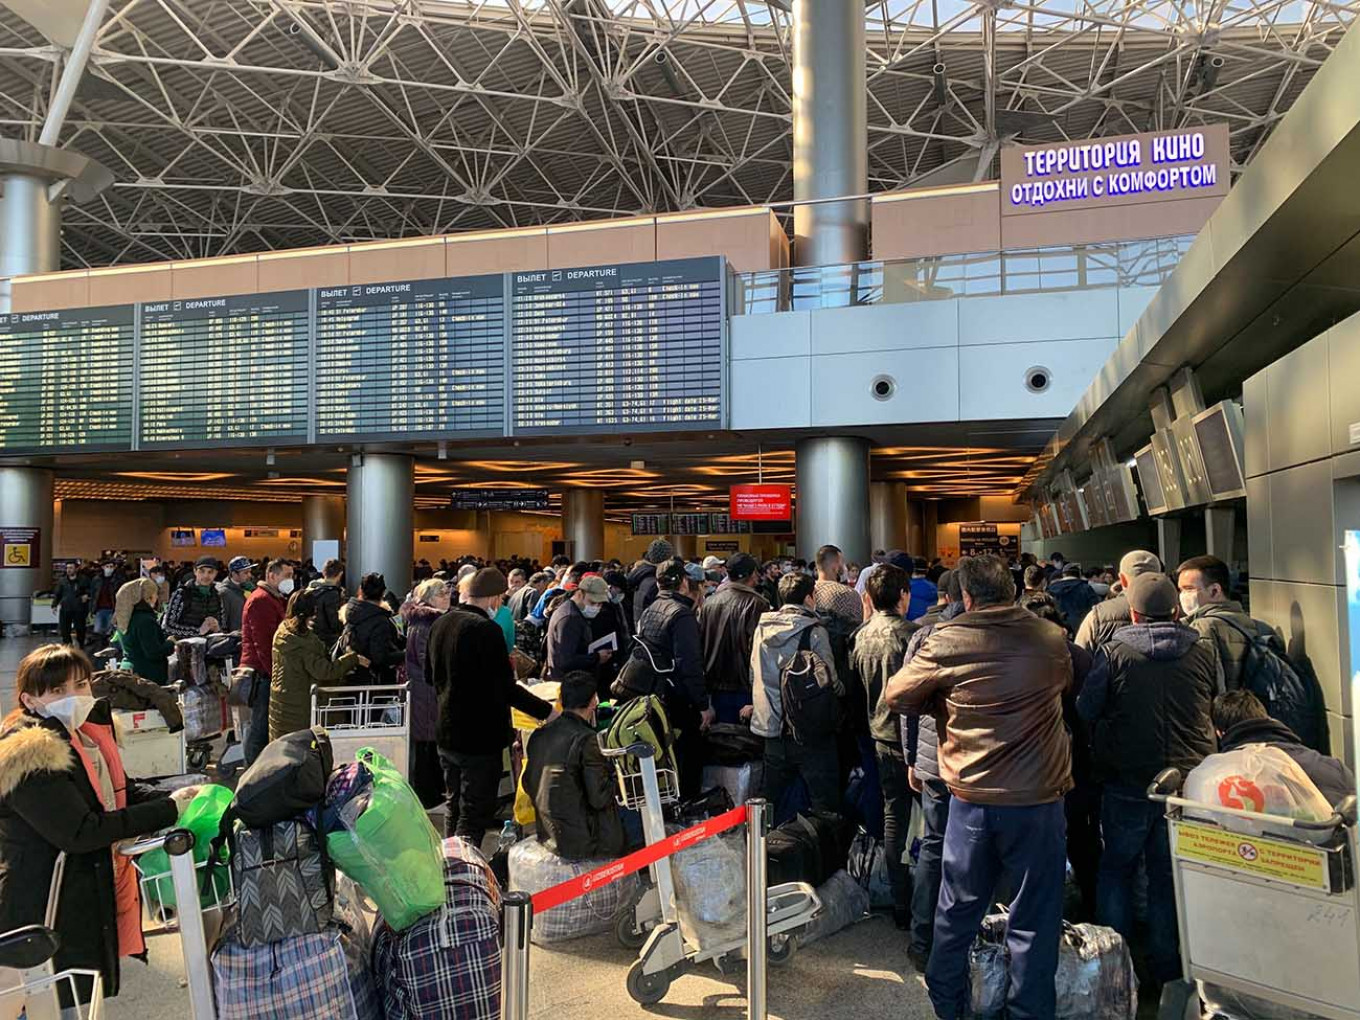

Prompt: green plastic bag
xmin=326 ymin=747 xmax=443 ymax=931
xmin=137 ymin=784 xmax=233 ymax=911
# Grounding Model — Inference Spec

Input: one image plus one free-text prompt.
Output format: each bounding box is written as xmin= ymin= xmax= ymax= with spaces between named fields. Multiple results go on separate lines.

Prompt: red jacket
xmin=240 ymin=587 xmax=287 ymax=674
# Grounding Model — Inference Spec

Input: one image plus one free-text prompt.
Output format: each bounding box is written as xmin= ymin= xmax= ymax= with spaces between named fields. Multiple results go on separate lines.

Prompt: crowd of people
xmin=6 ymin=537 xmax=1350 ymax=1018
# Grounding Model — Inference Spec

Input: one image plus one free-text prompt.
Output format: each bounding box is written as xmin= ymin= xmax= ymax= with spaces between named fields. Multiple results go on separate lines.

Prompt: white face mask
xmin=581 ymin=603 xmax=603 ymax=619
xmin=103 ymin=566 xmax=114 ymax=577
xmin=37 ymin=694 xmax=97 ymax=733
xmin=1179 ymin=591 xmax=1201 ymax=617
xmin=277 ymin=577 xmax=296 ymax=596
xmin=151 ymin=575 xmax=165 ymax=585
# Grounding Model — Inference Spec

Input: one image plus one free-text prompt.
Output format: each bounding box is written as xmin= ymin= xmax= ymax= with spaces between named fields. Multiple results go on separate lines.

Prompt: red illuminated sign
xmin=730 ymin=484 xmax=792 ymax=521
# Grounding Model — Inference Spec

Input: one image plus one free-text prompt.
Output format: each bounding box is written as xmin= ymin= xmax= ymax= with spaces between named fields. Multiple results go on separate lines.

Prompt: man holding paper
xmin=546 ymin=574 xmax=615 ymax=685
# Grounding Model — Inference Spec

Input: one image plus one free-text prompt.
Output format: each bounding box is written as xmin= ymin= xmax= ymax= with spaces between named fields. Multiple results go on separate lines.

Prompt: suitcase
xmin=231 ymin=817 xmax=335 ymax=947
xmin=766 ymin=810 xmax=852 ymax=888
xmin=211 ymin=927 xmax=378 ymax=1020
xmin=175 ymin=637 xmax=209 ymax=686
xmin=372 ymin=837 xmax=502 ymax=1020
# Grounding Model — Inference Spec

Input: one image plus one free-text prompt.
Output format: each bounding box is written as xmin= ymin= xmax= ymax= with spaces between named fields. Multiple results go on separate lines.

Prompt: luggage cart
xmin=0 ymin=853 xmax=103 ymax=1020
xmin=602 ymin=742 xmax=821 ymax=1005
xmin=1148 ymin=767 xmax=1360 ymax=1020
xmin=311 ymin=684 xmax=411 ymax=778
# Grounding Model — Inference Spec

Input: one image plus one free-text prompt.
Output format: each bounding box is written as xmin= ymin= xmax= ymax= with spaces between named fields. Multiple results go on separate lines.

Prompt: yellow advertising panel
xmin=1174 ymin=820 xmax=1331 ymax=892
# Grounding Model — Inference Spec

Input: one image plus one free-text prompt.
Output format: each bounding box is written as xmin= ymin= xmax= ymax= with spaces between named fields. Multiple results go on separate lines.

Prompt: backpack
xmin=229 ymin=813 xmax=335 ymax=947
xmin=780 ymin=627 xmax=839 ymax=743
xmin=234 ymin=727 xmax=334 ymax=828
xmin=1214 ymin=615 xmax=1326 ymax=752
xmin=610 ymin=637 xmax=675 ymax=701
xmin=603 ymin=694 xmax=677 ymax=775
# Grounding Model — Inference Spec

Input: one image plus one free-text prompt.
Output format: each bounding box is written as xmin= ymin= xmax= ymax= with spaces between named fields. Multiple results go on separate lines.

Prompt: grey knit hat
xmin=645 ymin=538 xmax=674 ymax=564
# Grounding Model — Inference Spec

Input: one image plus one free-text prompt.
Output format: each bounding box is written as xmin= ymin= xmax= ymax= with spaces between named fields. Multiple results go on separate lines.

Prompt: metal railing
xmin=733 ymin=234 xmax=1195 ymax=314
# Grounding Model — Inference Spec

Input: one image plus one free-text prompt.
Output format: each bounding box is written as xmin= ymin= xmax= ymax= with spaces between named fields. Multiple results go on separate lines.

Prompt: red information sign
xmin=0 ymin=528 xmax=40 ymax=570
xmin=730 ymin=484 xmax=792 ymax=521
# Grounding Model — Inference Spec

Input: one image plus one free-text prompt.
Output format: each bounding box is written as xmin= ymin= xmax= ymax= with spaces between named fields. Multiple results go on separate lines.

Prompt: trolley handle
xmin=120 ymin=828 xmax=196 ymax=860
xmin=1147 ymin=769 xmax=1356 ymax=834
xmin=311 ymin=683 xmax=411 ymax=696
xmin=600 ymin=742 xmax=654 ymax=759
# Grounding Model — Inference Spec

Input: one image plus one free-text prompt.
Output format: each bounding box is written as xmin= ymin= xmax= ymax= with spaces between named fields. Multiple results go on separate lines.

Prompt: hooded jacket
xmin=305 ymin=578 xmax=345 ymax=649
xmin=399 ymin=601 xmax=445 ymax=743
xmin=1184 ymin=600 xmax=1261 ymax=692
xmin=698 ymin=581 xmax=770 ymax=695
xmin=1048 ymin=576 xmax=1100 ymax=633
xmin=849 ymin=609 xmax=919 ymax=744
xmin=340 ymin=598 xmax=406 ymax=686
xmin=522 ymin=712 xmax=625 ymax=861
xmin=269 ymin=624 xmax=361 ymax=741
xmin=1217 ymin=716 xmax=1355 ymax=807
xmin=216 ymin=578 xmax=250 ymax=634
xmin=121 ymin=600 xmax=175 ymax=684
xmin=0 ymin=702 xmax=177 ymax=1003
xmin=886 ymin=604 xmax=1072 ymax=806
xmin=1077 ymin=621 xmax=1219 ymax=790
xmin=627 ymin=562 xmax=660 ymax=628
xmin=1074 ymin=593 xmax=1131 ymax=654
xmin=749 ymin=606 xmax=842 ymax=739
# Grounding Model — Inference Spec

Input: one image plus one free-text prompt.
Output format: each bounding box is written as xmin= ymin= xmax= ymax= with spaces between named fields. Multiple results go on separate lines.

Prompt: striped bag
xmin=211 ymin=927 xmax=378 ymax=1020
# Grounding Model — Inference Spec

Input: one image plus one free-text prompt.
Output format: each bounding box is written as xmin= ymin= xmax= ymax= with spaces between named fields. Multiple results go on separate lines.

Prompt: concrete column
xmin=1205 ymin=506 xmax=1236 ymax=565
xmin=670 ymin=535 xmax=699 ymax=560
xmin=346 ymin=454 xmax=413 ymax=599
xmin=869 ymin=481 xmax=909 ymax=555
xmin=795 ymin=437 xmax=871 ymax=563
xmin=1158 ymin=517 xmax=1183 ymax=574
xmin=791 ymin=0 xmax=868 ymax=268
xmin=0 ymin=467 xmax=55 ymax=633
xmin=562 ymin=488 xmax=605 ymax=563
xmin=923 ymin=502 xmax=940 ymax=561
xmin=906 ymin=500 xmax=925 ymax=557
xmin=0 ymin=174 xmax=62 ymax=312
xmin=301 ymin=495 xmax=346 ymax=566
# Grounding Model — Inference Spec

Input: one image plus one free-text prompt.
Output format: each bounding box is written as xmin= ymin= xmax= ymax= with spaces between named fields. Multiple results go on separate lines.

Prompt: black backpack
xmin=1215 ymin=616 xmax=1327 ymax=752
xmin=234 ymin=727 xmax=334 ymax=828
xmin=610 ymin=637 xmax=675 ymax=701
xmin=779 ymin=627 xmax=839 ymax=743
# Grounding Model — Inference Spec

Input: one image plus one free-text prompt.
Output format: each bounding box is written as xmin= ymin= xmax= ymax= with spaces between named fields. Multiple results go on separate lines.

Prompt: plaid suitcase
xmin=212 ymin=927 xmax=378 ymax=1020
xmin=231 ymin=818 xmax=334 ymax=947
xmin=372 ymin=838 xmax=502 ymax=1020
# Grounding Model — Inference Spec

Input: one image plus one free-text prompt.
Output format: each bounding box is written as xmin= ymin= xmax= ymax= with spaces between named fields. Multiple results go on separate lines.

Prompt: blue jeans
xmin=927 ymin=799 xmax=1066 ymax=1020
xmin=1097 ymin=784 xmax=1181 ymax=983
xmin=93 ymin=608 xmax=114 ymax=637
xmin=874 ymin=742 xmax=911 ymax=912
xmin=910 ymin=776 xmax=950 ymax=956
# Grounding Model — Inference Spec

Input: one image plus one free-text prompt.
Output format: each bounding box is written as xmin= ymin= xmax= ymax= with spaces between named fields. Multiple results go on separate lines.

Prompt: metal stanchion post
xmin=165 ymin=829 xmax=216 ymax=1020
xmin=746 ymin=798 xmax=769 ymax=1020
xmin=501 ymin=890 xmax=533 ymax=1020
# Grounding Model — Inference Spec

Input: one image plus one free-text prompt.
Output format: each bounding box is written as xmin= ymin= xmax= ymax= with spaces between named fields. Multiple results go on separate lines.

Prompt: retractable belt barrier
xmin=529 ymin=804 xmax=749 ymax=914
xmin=501 ymin=800 xmax=771 ymax=1020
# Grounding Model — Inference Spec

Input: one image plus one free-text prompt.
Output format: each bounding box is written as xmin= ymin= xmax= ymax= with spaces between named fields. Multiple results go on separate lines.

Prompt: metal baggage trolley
xmin=311 ymin=684 xmax=411 ymax=777
xmin=1149 ymin=767 xmax=1360 ymax=1020
xmin=602 ymin=742 xmax=821 ymax=1005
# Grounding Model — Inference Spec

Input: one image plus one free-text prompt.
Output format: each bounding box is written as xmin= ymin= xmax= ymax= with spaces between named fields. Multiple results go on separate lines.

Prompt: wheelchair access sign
xmin=0 ymin=528 xmax=39 ymax=570
xmin=1173 ymin=819 xmax=1333 ymax=892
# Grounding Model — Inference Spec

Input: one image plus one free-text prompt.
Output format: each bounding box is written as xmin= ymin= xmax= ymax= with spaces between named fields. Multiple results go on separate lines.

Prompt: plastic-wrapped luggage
xmin=702 ymin=762 xmax=764 ymax=807
xmin=326 ymin=748 xmax=444 ymax=932
xmin=800 ymin=869 xmax=869 ymax=946
xmin=181 ymin=683 xmax=224 ymax=741
xmin=672 ymin=830 xmax=746 ymax=950
xmin=969 ymin=916 xmax=1138 ymax=1019
xmin=508 ymin=836 xmax=637 ymax=945
xmin=846 ymin=827 xmax=894 ymax=909
xmin=211 ymin=926 xmax=379 ymax=1020
xmin=230 ymin=815 xmax=334 ymax=947
xmin=373 ymin=838 xmax=502 ymax=1020
xmin=174 ymin=636 xmax=209 ymax=685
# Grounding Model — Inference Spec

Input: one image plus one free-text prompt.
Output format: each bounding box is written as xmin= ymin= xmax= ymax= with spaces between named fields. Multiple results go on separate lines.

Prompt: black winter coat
xmin=163 ymin=580 xmax=225 ymax=638
xmin=698 ymin=582 xmax=769 ymax=695
xmin=1077 ymin=621 xmax=1219 ymax=790
xmin=122 ymin=601 xmax=174 ymax=684
xmin=340 ymin=598 xmax=406 ymax=686
xmin=627 ymin=563 xmax=660 ymax=629
xmin=0 ymin=702 xmax=177 ymax=1002
xmin=306 ymin=580 xmax=345 ymax=649
xmin=1218 ymin=717 xmax=1356 ymax=807
xmin=427 ymin=604 xmax=552 ymax=756
xmin=635 ymin=591 xmax=708 ymax=711
xmin=545 ymin=598 xmax=597 ymax=680
xmin=522 ymin=713 xmax=624 ymax=860
xmin=52 ymin=575 xmax=90 ymax=614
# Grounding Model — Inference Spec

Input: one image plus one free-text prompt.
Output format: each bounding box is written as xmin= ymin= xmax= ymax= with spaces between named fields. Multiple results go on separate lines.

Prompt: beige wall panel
xmin=10 ymin=272 xmax=90 ymax=312
xmin=349 ymin=240 xmax=447 ymax=285
xmin=770 ymin=216 xmax=790 ymax=269
xmin=547 ymin=221 xmax=656 ymax=269
xmin=872 ymin=189 xmax=1002 ymax=261
xmin=999 ymin=196 xmax=1222 ymax=249
xmin=255 ymin=249 xmax=350 ymax=291
xmin=656 ymin=212 xmax=781 ymax=272
xmin=86 ymin=266 xmax=172 ymax=306
xmin=171 ymin=259 xmax=259 ymax=300
xmin=445 ymin=232 xmax=548 ymax=276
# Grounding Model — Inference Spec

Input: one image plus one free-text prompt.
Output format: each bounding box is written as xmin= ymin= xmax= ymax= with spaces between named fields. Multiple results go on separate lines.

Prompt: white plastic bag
xmin=1184 ymin=744 xmax=1332 ymax=833
xmin=507 ymin=837 xmax=636 ymax=945
xmin=702 ymin=762 xmax=764 ymax=806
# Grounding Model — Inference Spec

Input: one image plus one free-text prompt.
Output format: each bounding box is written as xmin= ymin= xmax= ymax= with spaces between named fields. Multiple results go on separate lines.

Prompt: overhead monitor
xmin=1171 ymin=415 xmax=1213 ymax=506
xmin=1134 ymin=444 xmax=1168 ymax=515
xmin=1080 ymin=472 xmax=1110 ymax=528
xmin=1151 ymin=429 xmax=1189 ymax=511
xmin=1106 ymin=464 xmax=1140 ymax=523
xmin=448 ymin=488 xmax=550 ymax=511
xmin=1192 ymin=400 xmax=1248 ymax=501
xmin=199 ymin=529 xmax=227 ymax=547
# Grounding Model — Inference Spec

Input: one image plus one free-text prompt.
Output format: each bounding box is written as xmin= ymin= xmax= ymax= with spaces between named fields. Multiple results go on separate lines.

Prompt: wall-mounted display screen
xmin=1135 ymin=444 xmax=1168 ymax=515
xmin=1192 ymin=401 xmax=1247 ymax=500
xmin=199 ymin=529 xmax=227 ymax=547
xmin=448 ymin=488 xmax=550 ymax=511
xmin=139 ymin=291 xmax=309 ymax=448
xmin=0 ymin=304 xmax=134 ymax=453
xmin=510 ymin=257 xmax=724 ymax=434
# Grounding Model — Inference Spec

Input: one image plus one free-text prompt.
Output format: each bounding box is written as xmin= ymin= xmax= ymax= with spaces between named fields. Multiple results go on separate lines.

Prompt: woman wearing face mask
xmin=0 ymin=644 xmax=182 ymax=1010
xmin=115 ymin=578 xmax=175 ymax=684
xmin=400 ymin=578 xmax=453 ymax=808
xmin=270 ymin=588 xmax=368 ymax=742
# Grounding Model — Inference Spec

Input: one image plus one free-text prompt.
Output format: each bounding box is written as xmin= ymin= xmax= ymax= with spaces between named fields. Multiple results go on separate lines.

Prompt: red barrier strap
xmin=530 ymin=804 xmax=749 ymax=914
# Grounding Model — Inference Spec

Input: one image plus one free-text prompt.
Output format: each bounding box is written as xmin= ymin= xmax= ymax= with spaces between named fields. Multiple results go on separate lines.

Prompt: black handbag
xmin=610 ymin=637 xmax=675 ymax=701
xmin=227 ymin=667 xmax=261 ymax=708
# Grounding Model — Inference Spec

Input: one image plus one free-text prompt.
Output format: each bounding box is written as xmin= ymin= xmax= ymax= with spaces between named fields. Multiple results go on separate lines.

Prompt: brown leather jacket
xmin=885 ymin=603 xmax=1073 ymax=806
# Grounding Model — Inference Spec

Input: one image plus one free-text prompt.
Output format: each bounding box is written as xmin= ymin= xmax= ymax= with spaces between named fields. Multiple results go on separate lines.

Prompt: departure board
xmin=139 ymin=291 xmax=310 ymax=448
xmin=0 ymin=304 xmax=134 ymax=453
xmin=315 ymin=276 xmax=505 ymax=441
xmin=511 ymin=257 xmax=724 ymax=434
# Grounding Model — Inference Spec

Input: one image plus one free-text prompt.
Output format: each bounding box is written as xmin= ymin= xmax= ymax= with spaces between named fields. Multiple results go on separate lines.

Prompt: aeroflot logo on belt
xmin=1009 ymin=131 xmax=1219 ymax=209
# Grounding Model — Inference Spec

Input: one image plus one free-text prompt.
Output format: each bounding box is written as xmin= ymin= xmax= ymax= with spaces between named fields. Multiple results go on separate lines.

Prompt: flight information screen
xmin=138 ymin=291 xmax=310 ymax=448
xmin=510 ymin=257 xmax=724 ymax=434
xmin=0 ymin=304 xmax=134 ymax=453
xmin=315 ymin=276 xmax=505 ymax=441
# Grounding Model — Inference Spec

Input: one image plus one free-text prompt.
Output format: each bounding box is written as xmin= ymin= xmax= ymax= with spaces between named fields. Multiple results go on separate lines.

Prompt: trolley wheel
xmin=615 ymin=909 xmax=648 ymax=951
xmin=186 ymin=745 xmax=210 ymax=772
xmin=768 ymin=934 xmax=797 ymax=966
xmin=625 ymin=960 xmax=670 ymax=1005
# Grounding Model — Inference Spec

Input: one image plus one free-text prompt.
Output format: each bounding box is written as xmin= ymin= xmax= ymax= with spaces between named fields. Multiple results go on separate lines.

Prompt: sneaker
xmin=907 ymin=947 xmax=930 ymax=974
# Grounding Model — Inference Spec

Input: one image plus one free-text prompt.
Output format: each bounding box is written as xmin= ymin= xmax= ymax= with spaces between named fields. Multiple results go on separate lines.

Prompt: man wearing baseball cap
xmin=1076 ymin=572 xmax=1218 ymax=991
xmin=216 ymin=555 xmax=256 ymax=634
xmin=1074 ymin=549 xmax=1162 ymax=653
xmin=546 ymin=574 xmax=613 ymax=683
xmin=164 ymin=555 xmax=227 ymax=639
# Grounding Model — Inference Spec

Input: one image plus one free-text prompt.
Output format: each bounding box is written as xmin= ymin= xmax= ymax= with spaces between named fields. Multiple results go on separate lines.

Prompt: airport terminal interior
xmin=1 ymin=0 xmax=1360 ymax=1018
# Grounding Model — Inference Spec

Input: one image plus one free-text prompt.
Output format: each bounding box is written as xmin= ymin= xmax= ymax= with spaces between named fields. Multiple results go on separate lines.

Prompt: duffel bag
xmin=373 ymin=838 xmax=502 ymax=1020
xmin=702 ymin=723 xmax=763 ymax=766
xmin=801 ymin=869 xmax=870 ymax=946
xmin=766 ymin=810 xmax=852 ymax=888
xmin=211 ymin=927 xmax=378 ymax=1020
xmin=235 ymin=727 xmax=333 ymax=829
xmin=230 ymin=814 xmax=334 ymax=948
xmin=846 ymin=826 xmax=893 ymax=909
